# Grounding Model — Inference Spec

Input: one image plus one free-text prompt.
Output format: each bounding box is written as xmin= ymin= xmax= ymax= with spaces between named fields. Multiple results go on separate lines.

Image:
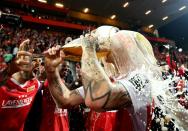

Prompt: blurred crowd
xmin=0 ymin=24 xmax=79 ymax=73
xmin=153 ymin=45 xmax=187 ymax=66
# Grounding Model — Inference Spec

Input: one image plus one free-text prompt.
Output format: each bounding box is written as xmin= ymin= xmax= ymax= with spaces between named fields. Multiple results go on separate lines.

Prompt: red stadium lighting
xmin=110 ymin=15 xmax=116 ymax=20
xmin=145 ymin=10 xmax=151 ymax=15
xmin=55 ymin=3 xmax=64 ymax=8
xmin=179 ymin=6 xmax=186 ymax=11
xmin=162 ymin=0 xmax=167 ymax=3
xmin=38 ymin=0 xmax=47 ymax=4
xmin=162 ymin=16 xmax=168 ymax=21
xmin=148 ymin=24 xmax=154 ymax=28
xmin=83 ymin=8 xmax=89 ymax=13
xmin=123 ymin=2 xmax=129 ymax=8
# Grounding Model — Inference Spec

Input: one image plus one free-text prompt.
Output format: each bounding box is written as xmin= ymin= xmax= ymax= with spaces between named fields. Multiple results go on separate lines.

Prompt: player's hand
xmin=15 ymin=39 xmax=34 ymax=72
xmin=80 ymin=33 xmax=99 ymax=52
xmin=44 ymin=45 xmax=65 ymax=73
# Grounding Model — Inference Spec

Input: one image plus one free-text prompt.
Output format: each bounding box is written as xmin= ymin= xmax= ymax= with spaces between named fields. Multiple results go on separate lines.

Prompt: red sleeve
xmin=43 ymin=80 xmax=48 ymax=88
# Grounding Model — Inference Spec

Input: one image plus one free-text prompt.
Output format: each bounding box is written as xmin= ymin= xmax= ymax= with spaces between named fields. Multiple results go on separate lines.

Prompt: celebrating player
xmin=44 ymin=26 xmax=160 ymax=131
xmin=0 ymin=39 xmax=40 ymax=131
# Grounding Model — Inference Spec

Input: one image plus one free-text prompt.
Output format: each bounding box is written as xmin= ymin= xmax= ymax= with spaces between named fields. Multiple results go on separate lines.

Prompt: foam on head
xmin=92 ymin=26 xmax=119 ymax=51
xmin=103 ymin=30 xmax=161 ymax=78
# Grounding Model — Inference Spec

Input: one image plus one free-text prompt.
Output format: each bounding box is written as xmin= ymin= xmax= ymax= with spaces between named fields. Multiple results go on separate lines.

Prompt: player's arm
xmin=44 ymin=46 xmax=84 ymax=108
xmin=0 ymin=39 xmax=32 ymax=85
xmin=81 ymin=35 xmax=132 ymax=111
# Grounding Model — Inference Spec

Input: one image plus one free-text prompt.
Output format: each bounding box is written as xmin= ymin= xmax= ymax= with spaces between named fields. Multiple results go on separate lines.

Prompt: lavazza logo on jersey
xmin=1 ymin=97 xmax=33 ymax=108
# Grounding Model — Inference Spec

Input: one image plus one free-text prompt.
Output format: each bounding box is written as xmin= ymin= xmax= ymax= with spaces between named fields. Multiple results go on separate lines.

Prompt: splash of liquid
xmin=148 ymin=70 xmax=188 ymax=130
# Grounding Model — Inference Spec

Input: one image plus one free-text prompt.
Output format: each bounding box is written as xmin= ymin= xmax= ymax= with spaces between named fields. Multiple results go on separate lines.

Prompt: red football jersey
xmin=178 ymin=67 xmax=185 ymax=77
xmin=166 ymin=55 xmax=177 ymax=72
xmin=40 ymin=80 xmax=69 ymax=131
xmin=86 ymin=104 xmax=153 ymax=131
xmin=0 ymin=77 xmax=40 ymax=131
xmin=85 ymin=110 xmax=134 ymax=131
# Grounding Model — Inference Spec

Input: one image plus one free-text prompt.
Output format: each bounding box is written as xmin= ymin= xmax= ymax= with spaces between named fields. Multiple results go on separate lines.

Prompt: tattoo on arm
xmin=48 ymin=73 xmax=83 ymax=108
xmin=47 ymin=76 xmax=65 ymax=107
xmin=50 ymin=78 xmax=82 ymax=98
xmin=88 ymin=79 xmax=111 ymax=101
xmin=84 ymin=76 xmax=132 ymax=110
xmin=102 ymin=82 xmax=132 ymax=110
xmin=50 ymin=77 xmax=64 ymax=96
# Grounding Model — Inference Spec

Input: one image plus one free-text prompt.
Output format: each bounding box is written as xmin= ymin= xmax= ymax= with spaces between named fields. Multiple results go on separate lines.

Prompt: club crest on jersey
xmin=27 ymin=85 xmax=35 ymax=92
xmin=1 ymin=97 xmax=32 ymax=108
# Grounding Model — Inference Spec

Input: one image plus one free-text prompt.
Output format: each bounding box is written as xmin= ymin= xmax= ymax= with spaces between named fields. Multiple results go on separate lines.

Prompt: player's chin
xmin=18 ymin=65 xmax=33 ymax=72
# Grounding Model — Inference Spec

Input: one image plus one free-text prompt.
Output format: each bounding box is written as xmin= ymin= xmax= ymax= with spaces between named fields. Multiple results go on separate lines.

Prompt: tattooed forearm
xmin=47 ymin=70 xmax=83 ymax=108
xmin=50 ymin=77 xmax=64 ymax=96
xmin=102 ymin=82 xmax=132 ymax=110
xmin=47 ymin=72 xmax=67 ymax=107
xmin=84 ymin=77 xmax=131 ymax=110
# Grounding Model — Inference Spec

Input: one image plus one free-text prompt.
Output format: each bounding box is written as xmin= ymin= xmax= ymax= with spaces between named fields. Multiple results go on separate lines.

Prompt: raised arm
xmin=2 ymin=39 xmax=34 ymax=83
xmin=81 ymin=35 xmax=132 ymax=111
xmin=44 ymin=46 xmax=84 ymax=108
